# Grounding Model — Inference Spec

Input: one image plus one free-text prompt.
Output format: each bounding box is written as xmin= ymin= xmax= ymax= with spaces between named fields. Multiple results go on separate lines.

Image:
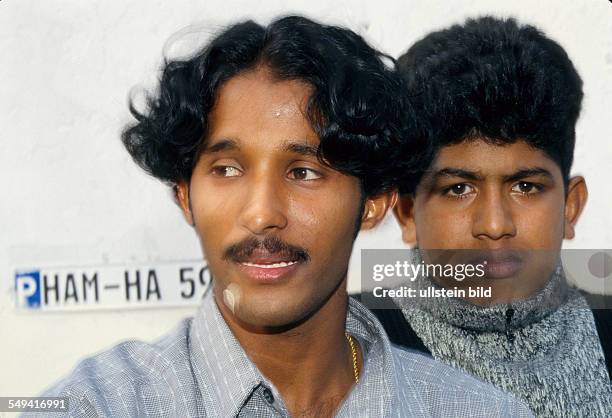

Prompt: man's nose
xmin=238 ymin=174 xmax=288 ymax=235
xmin=472 ymin=189 xmax=517 ymax=241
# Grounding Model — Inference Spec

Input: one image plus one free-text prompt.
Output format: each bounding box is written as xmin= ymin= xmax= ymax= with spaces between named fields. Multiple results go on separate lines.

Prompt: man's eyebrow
xmin=430 ymin=167 xmax=554 ymax=183
xmin=201 ymin=139 xmax=239 ymax=154
xmin=503 ymin=167 xmax=554 ymax=182
xmin=283 ymin=142 xmax=320 ymax=157
xmin=432 ymin=168 xmax=482 ymax=181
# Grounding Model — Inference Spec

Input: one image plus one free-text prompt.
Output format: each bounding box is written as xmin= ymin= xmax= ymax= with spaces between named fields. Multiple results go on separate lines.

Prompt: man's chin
xmin=213 ymin=277 xmax=345 ymax=332
xmin=232 ymin=301 xmax=314 ymax=332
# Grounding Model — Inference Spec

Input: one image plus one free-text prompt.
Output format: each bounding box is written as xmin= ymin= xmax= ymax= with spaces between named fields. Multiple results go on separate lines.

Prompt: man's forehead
xmin=211 ymin=68 xmax=313 ymax=120
xmin=431 ymin=139 xmax=559 ymax=175
xmin=203 ymin=68 xmax=321 ymax=156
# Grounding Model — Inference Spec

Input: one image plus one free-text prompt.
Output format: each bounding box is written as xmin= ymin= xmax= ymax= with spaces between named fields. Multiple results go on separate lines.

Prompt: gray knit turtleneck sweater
xmin=396 ymin=265 xmax=612 ymax=417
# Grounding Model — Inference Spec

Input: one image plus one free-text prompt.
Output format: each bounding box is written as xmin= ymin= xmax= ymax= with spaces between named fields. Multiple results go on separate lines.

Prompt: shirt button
xmin=262 ymin=387 xmax=275 ymax=404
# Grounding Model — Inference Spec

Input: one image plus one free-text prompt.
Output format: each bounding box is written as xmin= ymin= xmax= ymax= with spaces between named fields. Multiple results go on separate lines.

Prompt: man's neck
xmin=215 ymin=282 xmax=360 ymax=418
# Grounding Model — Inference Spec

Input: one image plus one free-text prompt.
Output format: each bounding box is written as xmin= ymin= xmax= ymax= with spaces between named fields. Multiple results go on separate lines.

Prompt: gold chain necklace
xmin=345 ymin=333 xmax=359 ymax=384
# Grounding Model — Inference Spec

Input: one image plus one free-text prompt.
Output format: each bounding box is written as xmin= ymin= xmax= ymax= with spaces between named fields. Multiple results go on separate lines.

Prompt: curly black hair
xmin=122 ymin=15 xmax=429 ymax=197
xmin=397 ymin=16 xmax=583 ymax=193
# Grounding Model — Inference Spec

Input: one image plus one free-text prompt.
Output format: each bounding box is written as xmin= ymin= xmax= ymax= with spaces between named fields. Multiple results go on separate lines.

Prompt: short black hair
xmin=122 ymin=15 xmax=428 ymax=197
xmin=397 ymin=16 xmax=583 ymax=193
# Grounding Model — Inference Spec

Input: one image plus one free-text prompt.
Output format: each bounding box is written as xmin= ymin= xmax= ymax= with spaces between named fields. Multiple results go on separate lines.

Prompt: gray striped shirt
xmin=32 ymin=291 xmax=533 ymax=417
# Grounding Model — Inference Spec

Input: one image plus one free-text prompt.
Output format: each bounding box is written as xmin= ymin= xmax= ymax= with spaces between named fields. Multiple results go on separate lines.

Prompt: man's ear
xmin=175 ymin=181 xmax=194 ymax=226
xmin=393 ymin=194 xmax=417 ymax=245
xmin=563 ymin=176 xmax=588 ymax=240
xmin=360 ymin=191 xmax=398 ymax=231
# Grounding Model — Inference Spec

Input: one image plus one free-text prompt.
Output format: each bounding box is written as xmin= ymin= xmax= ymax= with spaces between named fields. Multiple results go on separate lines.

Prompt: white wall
xmin=1 ymin=0 xmax=611 ymax=397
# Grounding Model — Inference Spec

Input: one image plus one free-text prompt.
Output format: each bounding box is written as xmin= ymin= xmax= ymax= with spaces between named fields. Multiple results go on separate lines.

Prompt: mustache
xmin=465 ymin=249 xmax=524 ymax=265
xmin=222 ymin=235 xmax=310 ymax=263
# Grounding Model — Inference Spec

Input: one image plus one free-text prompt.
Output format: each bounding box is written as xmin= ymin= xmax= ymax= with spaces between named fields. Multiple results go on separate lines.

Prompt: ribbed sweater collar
xmin=408 ymin=262 xmax=569 ymax=333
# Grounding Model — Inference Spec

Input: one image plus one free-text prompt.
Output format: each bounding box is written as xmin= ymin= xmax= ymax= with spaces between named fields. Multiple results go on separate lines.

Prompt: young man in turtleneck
xmin=371 ymin=16 xmax=612 ymax=417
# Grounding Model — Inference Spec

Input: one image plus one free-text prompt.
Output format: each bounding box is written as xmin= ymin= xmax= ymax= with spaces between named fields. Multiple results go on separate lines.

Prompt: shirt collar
xmin=189 ymin=289 xmax=265 ymax=417
xmin=189 ymin=288 xmax=401 ymax=417
xmin=337 ymin=296 xmax=398 ymax=416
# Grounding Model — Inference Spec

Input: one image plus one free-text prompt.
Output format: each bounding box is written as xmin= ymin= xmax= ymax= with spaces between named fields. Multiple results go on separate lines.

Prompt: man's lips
xmin=223 ymin=236 xmax=310 ymax=283
xmin=466 ymin=250 xmax=524 ymax=279
xmin=236 ymin=248 xmax=299 ymax=264
xmin=236 ymin=258 xmax=302 ymax=282
xmin=240 ymin=261 xmax=299 ymax=268
xmin=482 ymin=259 xmax=522 ymax=279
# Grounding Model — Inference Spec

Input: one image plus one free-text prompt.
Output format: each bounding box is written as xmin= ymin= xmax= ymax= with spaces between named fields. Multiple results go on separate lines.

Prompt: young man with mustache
xmin=32 ymin=15 xmax=532 ymax=418
xmin=372 ymin=16 xmax=612 ymax=417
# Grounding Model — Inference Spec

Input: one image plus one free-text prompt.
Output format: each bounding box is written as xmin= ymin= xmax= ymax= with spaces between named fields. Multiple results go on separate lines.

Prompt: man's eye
xmin=288 ymin=167 xmax=322 ymax=181
xmin=211 ymin=166 xmax=242 ymax=177
xmin=444 ymin=183 xmax=474 ymax=198
xmin=511 ymin=181 xmax=540 ymax=194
